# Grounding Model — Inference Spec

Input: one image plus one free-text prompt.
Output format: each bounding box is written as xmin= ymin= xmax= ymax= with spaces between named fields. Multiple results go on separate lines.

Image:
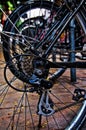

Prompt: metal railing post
xmin=70 ymin=18 xmax=76 ymax=82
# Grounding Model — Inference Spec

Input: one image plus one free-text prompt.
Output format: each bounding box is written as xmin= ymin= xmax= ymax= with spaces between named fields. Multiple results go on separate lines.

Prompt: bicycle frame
xmin=30 ymin=0 xmax=86 ymax=69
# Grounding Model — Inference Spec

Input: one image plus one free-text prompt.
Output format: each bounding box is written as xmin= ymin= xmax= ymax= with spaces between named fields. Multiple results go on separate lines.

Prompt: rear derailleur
xmin=29 ymin=57 xmax=53 ymax=89
xmin=37 ymin=90 xmax=55 ymax=116
xmin=28 ymin=57 xmax=55 ymax=116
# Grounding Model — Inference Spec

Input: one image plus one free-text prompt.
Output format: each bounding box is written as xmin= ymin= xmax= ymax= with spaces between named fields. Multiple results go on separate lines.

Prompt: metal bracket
xmin=37 ymin=90 xmax=55 ymax=116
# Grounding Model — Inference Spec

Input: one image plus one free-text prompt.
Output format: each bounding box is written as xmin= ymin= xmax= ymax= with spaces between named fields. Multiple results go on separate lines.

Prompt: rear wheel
xmin=2 ymin=1 xmax=67 ymax=83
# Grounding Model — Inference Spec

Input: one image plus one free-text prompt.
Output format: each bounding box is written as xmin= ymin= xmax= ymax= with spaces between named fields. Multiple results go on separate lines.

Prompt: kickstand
xmin=38 ymin=115 xmax=42 ymax=130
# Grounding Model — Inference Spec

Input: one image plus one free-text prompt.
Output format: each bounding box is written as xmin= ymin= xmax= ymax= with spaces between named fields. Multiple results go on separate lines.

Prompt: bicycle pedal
xmin=72 ymin=89 xmax=86 ymax=101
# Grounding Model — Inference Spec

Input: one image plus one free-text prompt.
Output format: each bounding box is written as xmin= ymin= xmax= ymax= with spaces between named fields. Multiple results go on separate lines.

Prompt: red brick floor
xmin=0 ymin=51 xmax=86 ymax=130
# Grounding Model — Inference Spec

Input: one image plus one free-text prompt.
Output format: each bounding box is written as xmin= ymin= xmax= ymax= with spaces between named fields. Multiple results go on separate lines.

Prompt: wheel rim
xmin=0 ymin=1 xmax=86 ymax=130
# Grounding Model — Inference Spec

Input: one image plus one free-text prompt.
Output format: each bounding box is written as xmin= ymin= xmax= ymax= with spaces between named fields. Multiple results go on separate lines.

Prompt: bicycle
xmin=0 ymin=0 xmax=86 ymax=129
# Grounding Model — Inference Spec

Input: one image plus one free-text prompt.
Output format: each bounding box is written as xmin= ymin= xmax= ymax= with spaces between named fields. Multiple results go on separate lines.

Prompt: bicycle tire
xmin=2 ymin=1 xmax=67 ymax=83
xmin=1 ymin=0 xmax=86 ymax=130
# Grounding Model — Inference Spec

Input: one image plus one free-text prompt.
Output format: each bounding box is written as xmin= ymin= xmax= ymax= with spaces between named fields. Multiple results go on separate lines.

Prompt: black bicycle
xmin=0 ymin=0 xmax=86 ymax=129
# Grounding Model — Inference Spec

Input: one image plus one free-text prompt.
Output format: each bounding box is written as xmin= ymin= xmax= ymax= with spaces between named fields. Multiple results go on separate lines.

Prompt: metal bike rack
xmin=70 ymin=18 xmax=76 ymax=82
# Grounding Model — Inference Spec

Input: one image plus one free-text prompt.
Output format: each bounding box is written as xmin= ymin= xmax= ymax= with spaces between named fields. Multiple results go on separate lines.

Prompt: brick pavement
xmin=0 ymin=50 xmax=86 ymax=129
